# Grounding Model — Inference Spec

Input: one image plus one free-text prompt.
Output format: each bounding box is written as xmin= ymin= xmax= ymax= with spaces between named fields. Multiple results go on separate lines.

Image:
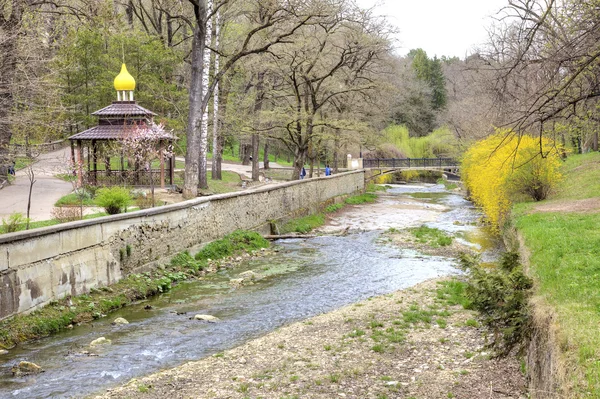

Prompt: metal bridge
xmin=362 ymin=157 xmax=460 ymax=179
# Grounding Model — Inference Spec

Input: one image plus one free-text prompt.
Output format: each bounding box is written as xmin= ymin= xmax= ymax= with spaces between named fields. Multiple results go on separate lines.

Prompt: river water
xmin=0 ymin=184 xmax=500 ymax=398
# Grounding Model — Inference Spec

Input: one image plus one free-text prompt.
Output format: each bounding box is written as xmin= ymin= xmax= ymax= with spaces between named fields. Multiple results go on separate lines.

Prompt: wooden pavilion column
xmin=159 ymin=140 xmax=165 ymax=189
xmin=169 ymin=140 xmax=175 ymax=186
xmin=77 ymin=140 xmax=83 ymax=187
xmin=92 ymin=140 xmax=98 ymax=185
xmin=70 ymin=141 xmax=75 ymax=167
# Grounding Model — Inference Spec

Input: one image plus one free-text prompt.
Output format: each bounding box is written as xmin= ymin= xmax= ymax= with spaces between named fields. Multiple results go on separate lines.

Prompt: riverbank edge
xmin=92 ymin=277 xmax=526 ymax=399
xmin=502 ymin=221 xmax=568 ymax=398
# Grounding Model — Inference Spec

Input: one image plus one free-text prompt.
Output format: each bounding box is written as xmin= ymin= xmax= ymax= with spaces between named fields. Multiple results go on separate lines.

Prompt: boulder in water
xmin=112 ymin=317 xmax=129 ymax=325
xmin=193 ymin=314 xmax=219 ymax=322
xmin=239 ymin=270 xmax=258 ymax=280
xmin=11 ymin=361 xmax=43 ymax=376
xmin=90 ymin=337 xmax=112 ymax=347
xmin=0 ymin=349 xmax=8 ymax=355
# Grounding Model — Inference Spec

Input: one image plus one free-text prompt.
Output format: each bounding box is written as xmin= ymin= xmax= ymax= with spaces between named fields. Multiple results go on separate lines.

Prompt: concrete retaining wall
xmin=0 ymin=171 xmax=364 ymax=320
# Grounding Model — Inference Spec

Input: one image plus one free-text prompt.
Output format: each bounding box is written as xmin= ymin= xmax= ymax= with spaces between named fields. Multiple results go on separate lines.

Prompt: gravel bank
xmin=94 ymin=278 xmax=526 ymax=399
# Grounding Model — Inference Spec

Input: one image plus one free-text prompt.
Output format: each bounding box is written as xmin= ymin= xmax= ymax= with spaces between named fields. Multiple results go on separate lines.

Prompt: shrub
xmin=460 ymin=252 xmax=533 ymax=356
xmin=461 ymin=130 xmax=562 ymax=229
xmin=51 ymin=207 xmax=81 ymax=223
xmin=324 ymin=203 xmax=344 ymax=213
xmin=95 ymin=187 xmax=132 ymax=215
xmin=1 ymin=212 xmax=29 ymax=233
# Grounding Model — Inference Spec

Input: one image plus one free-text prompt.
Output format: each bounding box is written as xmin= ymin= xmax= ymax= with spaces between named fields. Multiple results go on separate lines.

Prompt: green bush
xmin=460 ymin=252 xmax=533 ymax=356
xmin=95 ymin=187 xmax=132 ymax=215
xmin=1 ymin=212 xmax=29 ymax=233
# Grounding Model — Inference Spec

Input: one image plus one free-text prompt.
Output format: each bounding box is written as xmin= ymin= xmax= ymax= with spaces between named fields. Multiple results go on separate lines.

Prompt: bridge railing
xmin=362 ymin=157 xmax=458 ymax=169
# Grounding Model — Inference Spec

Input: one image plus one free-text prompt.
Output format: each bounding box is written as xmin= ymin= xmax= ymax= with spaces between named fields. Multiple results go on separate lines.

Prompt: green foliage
xmin=195 ymin=230 xmax=269 ymax=261
xmin=411 ymin=225 xmax=453 ymax=247
xmin=1 ymin=212 xmax=29 ymax=233
xmin=94 ymin=187 xmax=132 ymax=215
xmin=281 ymin=214 xmax=325 ymax=234
xmin=345 ymin=193 xmax=377 ymax=205
xmin=436 ymin=280 xmax=472 ymax=308
xmin=408 ymin=48 xmax=447 ymax=111
xmin=54 ymin=27 xmax=188 ymax=134
xmin=324 ymin=203 xmax=344 ymax=213
xmin=459 ymin=252 xmax=532 ymax=356
xmin=377 ymin=125 xmax=459 ymax=160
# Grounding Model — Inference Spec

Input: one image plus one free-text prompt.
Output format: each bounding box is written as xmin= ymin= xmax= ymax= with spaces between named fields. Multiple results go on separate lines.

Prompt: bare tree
xmin=482 ymin=0 xmax=600 ymax=148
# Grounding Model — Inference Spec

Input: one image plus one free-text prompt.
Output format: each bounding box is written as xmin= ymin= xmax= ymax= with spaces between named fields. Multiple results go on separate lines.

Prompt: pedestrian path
xmin=0 ymin=147 xmax=73 ymax=222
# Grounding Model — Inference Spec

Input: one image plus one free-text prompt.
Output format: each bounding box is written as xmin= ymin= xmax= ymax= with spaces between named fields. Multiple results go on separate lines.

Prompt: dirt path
xmin=94 ymin=279 xmax=526 ymax=399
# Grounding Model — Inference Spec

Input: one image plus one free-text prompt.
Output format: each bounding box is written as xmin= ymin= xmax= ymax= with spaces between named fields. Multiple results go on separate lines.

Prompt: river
xmin=0 ymin=183 xmax=500 ymax=398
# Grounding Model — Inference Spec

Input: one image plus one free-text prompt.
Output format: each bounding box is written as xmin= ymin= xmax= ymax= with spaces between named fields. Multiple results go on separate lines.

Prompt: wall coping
xmin=0 ymin=170 xmax=364 ymax=245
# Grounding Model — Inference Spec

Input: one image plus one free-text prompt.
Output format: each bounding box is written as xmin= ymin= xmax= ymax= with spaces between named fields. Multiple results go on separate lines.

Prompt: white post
xmin=117 ymin=91 xmax=121 ymax=102
xmin=129 ymin=91 xmax=134 ymax=101
xmin=347 ymin=154 xmax=352 ymax=169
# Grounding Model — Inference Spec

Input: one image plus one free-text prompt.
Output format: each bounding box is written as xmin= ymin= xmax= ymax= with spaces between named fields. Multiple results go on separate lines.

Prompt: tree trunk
xmin=252 ymin=72 xmax=265 ymax=181
xmin=213 ymin=72 xmax=231 ymax=180
xmin=263 ymin=140 xmax=270 ymax=169
xmin=209 ymin=10 xmax=219 ymax=180
xmin=0 ymin=11 xmax=20 ymax=182
xmin=198 ymin=0 xmax=213 ymax=190
xmin=333 ymin=129 xmax=340 ymax=172
xmin=182 ymin=4 xmax=207 ymax=199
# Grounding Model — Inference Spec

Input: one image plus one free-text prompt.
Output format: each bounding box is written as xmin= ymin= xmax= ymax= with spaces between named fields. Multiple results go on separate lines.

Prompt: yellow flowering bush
xmin=461 ymin=130 xmax=562 ymax=228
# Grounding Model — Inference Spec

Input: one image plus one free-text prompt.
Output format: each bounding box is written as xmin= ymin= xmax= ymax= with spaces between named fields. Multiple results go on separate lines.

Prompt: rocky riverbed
xmin=95 ymin=278 xmax=526 ymax=399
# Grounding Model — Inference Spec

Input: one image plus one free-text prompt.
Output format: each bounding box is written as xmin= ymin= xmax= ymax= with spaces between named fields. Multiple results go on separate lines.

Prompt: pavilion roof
xmin=92 ymin=102 xmax=157 ymax=117
xmin=68 ymin=125 xmax=175 ymax=141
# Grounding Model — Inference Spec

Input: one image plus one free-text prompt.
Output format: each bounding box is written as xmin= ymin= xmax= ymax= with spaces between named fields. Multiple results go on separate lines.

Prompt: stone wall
xmin=0 ymin=171 xmax=364 ymax=320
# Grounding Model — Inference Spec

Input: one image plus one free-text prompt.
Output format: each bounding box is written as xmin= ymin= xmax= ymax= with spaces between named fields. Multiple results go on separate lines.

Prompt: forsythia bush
xmin=461 ymin=130 xmax=562 ymax=228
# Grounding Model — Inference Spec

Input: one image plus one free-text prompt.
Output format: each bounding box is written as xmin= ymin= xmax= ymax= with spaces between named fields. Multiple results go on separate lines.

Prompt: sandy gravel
xmin=93 ymin=279 xmax=526 ymax=399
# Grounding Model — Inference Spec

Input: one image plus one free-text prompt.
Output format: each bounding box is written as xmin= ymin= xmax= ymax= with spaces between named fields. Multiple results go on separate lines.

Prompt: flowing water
xmin=0 ymin=184 xmax=501 ymax=398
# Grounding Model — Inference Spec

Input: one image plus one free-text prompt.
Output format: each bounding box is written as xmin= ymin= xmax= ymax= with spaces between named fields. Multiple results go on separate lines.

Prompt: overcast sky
xmin=355 ymin=0 xmax=509 ymax=59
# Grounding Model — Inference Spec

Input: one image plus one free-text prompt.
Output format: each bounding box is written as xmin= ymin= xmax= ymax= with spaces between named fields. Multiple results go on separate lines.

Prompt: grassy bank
xmin=0 ymin=231 xmax=269 ymax=349
xmin=512 ymin=152 xmax=600 ymax=395
xmin=281 ymin=191 xmax=379 ymax=234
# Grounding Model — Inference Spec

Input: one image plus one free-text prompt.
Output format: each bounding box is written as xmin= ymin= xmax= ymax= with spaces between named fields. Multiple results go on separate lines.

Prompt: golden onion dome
xmin=114 ymin=63 xmax=136 ymax=91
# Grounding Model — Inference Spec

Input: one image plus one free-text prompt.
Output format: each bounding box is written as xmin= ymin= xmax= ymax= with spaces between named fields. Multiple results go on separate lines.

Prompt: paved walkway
xmin=0 ymin=150 xmax=287 ymax=222
xmin=0 ymin=147 xmax=73 ymax=222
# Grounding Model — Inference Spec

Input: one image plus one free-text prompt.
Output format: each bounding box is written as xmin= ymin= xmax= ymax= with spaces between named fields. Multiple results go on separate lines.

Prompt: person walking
xmin=325 ymin=164 xmax=331 ymax=176
xmin=300 ymin=166 xmax=306 ymax=180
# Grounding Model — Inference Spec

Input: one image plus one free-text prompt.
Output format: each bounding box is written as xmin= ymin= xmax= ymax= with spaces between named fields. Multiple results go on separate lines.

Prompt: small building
xmin=68 ymin=64 xmax=176 ymax=187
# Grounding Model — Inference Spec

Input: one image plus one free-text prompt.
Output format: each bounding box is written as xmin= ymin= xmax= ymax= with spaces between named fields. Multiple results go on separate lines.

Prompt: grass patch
xmin=55 ymin=193 xmax=95 ymax=207
xmin=324 ymin=203 xmax=344 ymax=213
xmin=281 ymin=214 xmax=325 ymax=234
xmin=410 ymin=225 xmax=453 ymax=247
xmin=553 ymin=152 xmax=600 ymax=200
xmin=366 ymin=183 xmax=389 ymax=192
xmin=344 ymin=193 xmax=377 ymax=205
xmin=195 ymin=230 xmax=269 ymax=261
xmin=515 ymin=211 xmax=600 ymax=394
xmin=436 ymin=280 xmax=472 ymax=308
xmin=437 ymin=178 xmax=458 ymax=190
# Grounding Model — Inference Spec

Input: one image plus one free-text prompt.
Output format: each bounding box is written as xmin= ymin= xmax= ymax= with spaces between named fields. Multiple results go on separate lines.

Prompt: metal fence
xmin=85 ymin=169 xmax=170 ymax=187
xmin=362 ymin=158 xmax=458 ymax=169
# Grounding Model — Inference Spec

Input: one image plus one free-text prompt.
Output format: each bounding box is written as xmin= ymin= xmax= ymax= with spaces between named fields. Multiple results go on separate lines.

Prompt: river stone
xmin=239 ymin=270 xmax=258 ymax=280
xmin=229 ymin=278 xmax=244 ymax=288
xmin=194 ymin=314 xmax=219 ymax=322
xmin=12 ymin=361 xmax=43 ymax=376
xmin=0 ymin=349 xmax=8 ymax=355
xmin=112 ymin=317 xmax=129 ymax=325
xmin=90 ymin=337 xmax=112 ymax=347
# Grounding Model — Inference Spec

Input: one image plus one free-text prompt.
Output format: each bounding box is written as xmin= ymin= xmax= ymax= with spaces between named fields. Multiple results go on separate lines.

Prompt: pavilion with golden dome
xmin=68 ymin=64 xmax=175 ymax=187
